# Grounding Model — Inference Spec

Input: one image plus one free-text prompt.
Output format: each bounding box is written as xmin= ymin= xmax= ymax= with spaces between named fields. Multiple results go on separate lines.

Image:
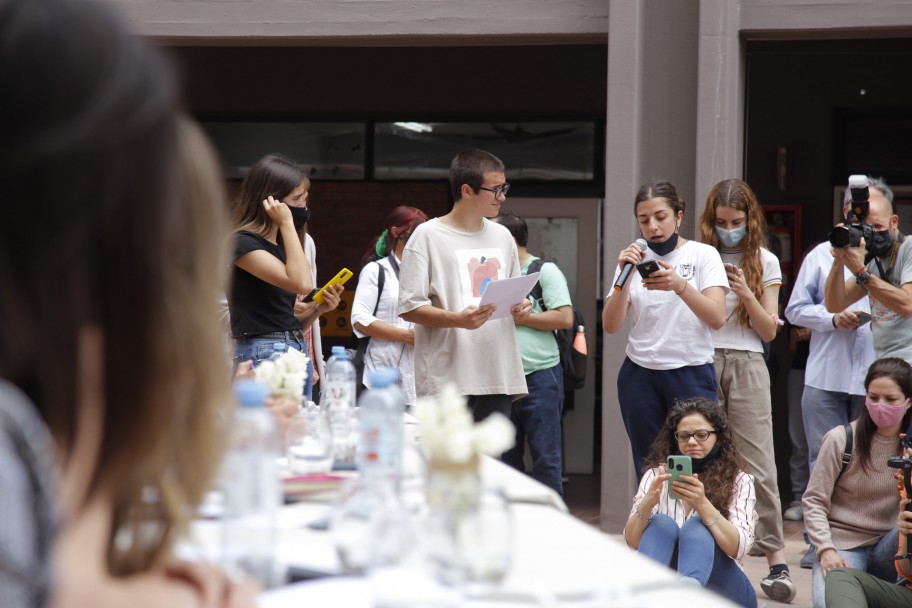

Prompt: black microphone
xmin=613 ymin=238 xmax=648 ymax=292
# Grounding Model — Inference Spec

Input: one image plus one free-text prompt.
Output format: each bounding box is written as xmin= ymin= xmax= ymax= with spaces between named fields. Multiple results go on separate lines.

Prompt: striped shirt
xmin=630 ymin=466 xmax=757 ymax=563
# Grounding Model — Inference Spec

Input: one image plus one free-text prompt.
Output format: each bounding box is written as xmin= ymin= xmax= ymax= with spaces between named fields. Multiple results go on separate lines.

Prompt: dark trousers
xmin=825 ymin=567 xmax=912 ymax=608
xmin=617 ymin=357 xmax=718 ymax=479
xmin=466 ymin=394 xmax=512 ymax=422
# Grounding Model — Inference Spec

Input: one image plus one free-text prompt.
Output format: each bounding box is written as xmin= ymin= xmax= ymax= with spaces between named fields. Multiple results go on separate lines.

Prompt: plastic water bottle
xmin=269 ymin=342 xmax=288 ymax=360
xmin=221 ymin=379 xmax=282 ymax=587
xmin=357 ymin=367 xmax=405 ymax=483
xmin=323 ymin=346 xmax=357 ymax=465
xmin=573 ymin=325 xmax=587 ymax=356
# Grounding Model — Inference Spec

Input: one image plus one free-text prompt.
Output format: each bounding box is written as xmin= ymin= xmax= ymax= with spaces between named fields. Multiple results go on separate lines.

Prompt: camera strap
xmin=873 ymin=234 xmax=904 ymax=283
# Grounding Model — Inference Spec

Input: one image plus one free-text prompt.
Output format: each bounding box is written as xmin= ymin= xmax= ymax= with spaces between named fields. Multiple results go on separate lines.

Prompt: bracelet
xmin=634 ymin=507 xmax=654 ymax=523
xmin=675 ymin=281 xmax=687 ymax=296
xmin=704 ymin=511 xmax=723 ymax=527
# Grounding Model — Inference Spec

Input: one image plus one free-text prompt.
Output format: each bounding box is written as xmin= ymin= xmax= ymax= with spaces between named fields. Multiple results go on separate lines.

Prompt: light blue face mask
xmin=715 ymin=225 xmax=746 ymax=248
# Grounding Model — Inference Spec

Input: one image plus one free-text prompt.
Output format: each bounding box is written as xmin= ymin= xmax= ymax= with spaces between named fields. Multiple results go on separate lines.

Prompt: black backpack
xmin=526 ymin=258 xmax=587 ymax=392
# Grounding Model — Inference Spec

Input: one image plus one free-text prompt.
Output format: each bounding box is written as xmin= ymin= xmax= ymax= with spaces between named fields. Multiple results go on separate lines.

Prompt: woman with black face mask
xmin=603 ymin=181 xmax=728 ymax=483
xmin=624 ymin=398 xmax=758 ymax=608
xmin=229 ymin=153 xmax=342 ymax=399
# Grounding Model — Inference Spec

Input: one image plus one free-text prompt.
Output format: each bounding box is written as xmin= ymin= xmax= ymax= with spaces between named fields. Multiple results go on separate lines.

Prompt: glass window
xmin=200 ymin=121 xmax=365 ymax=180
xmin=374 ymin=122 xmax=597 ymax=180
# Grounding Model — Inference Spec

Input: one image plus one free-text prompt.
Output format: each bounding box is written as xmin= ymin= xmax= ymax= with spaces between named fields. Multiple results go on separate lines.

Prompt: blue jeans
xmin=233 ymin=335 xmax=314 ymax=401
xmin=502 ymin=364 xmax=564 ymax=496
xmin=810 ymin=528 xmax=899 ymax=608
xmin=802 ymin=386 xmax=864 ymax=473
xmin=639 ymin=514 xmax=757 ymax=607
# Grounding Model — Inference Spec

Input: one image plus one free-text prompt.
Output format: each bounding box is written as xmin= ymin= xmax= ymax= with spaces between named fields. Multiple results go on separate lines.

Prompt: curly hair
xmin=699 ymin=179 xmax=769 ymax=329
xmin=643 ymin=397 xmax=747 ymax=518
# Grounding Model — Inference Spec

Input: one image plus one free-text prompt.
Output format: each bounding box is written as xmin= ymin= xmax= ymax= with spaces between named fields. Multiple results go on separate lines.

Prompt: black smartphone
xmin=855 ymin=311 xmax=872 ymax=326
xmin=636 ymin=259 xmax=661 ymax=278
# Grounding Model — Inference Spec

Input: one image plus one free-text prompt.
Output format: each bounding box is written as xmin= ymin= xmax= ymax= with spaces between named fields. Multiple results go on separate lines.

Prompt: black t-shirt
xmin=229 ymin=231 xmax=299 ymax=338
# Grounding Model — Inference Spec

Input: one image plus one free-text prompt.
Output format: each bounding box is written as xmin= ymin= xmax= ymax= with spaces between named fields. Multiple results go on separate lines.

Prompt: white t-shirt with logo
xmin=611 ymin=240 xmax=729 ymax=370
xmin=712 ymin=247 xmax=782 ymax=353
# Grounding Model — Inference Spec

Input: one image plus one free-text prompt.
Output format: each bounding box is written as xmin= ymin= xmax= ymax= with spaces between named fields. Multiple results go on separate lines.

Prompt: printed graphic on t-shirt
xmin=677 ymin=263 xmax=695 ymax=280
xmin=455 ymin=248 xmax=507 ymax=306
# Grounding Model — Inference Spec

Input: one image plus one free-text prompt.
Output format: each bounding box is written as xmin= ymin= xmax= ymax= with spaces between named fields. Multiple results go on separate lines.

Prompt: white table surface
xmin=250 ymin=459 xmax=738 ymax=608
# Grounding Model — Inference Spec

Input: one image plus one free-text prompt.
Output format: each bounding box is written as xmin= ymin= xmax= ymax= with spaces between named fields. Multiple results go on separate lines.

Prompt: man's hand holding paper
xmin=478 ymin=272 xmax=541 ymax=321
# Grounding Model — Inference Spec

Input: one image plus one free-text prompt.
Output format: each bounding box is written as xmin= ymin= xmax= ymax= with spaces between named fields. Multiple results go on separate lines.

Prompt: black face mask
xmin=289 ymin=206 xmax=311 ymax=231
xmin=870 ymin=229 xmax=894 ymax=258
xmin=647 ymin=231 xmax=679 ymax=256
xmin=690 ymin=441 xmax=723 ymax=473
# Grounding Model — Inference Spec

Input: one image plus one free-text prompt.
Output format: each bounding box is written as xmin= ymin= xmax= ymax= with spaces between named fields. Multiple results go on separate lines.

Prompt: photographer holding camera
xmin=825 ymin=175 xmax=912 ymax=363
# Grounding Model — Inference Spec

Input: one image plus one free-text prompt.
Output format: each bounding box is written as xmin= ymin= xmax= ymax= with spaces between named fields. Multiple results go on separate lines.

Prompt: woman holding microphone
xmin=603 ymin=180 xmax=728 ymax=480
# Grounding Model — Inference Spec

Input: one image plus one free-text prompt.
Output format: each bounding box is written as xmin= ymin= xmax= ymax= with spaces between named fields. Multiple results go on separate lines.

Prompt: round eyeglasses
xmin=674 ymin=430 xmax=716 ymax=443
xmin=479 ymin=183 xmax=510 ymax=198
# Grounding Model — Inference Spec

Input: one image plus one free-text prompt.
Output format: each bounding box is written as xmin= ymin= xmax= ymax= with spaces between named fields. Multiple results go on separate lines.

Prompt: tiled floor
xmin=563 ymin=474 xmax=813 ymax=607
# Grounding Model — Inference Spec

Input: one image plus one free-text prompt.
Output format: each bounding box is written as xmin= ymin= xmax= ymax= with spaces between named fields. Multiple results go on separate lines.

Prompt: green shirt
xmin=517 ymin=256 xmax=573 ymax=374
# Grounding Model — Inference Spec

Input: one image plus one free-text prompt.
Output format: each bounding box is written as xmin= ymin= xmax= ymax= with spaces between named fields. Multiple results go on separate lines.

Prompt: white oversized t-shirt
xmin=712 ymin=246 xmax=782 ymax=353
xmin=398 ymin=218 xmax=528 ymax=400
xmin=612 ymin=240 xmax=729 ymax=370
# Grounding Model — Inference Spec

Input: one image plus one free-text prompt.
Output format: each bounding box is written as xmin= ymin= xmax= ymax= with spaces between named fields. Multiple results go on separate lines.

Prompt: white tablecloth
xmin=254 ymin=459 xmax=738 ymax=608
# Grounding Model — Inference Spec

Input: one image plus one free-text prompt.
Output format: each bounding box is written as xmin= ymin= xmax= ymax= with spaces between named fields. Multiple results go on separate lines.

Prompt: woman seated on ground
xmin=624 ymin=397 xmax=758 ymax=607
xmin=804 ymin=357 xmax=912 ymax=608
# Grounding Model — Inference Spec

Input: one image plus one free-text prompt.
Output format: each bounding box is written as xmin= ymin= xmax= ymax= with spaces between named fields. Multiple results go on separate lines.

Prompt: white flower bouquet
xmin=412 ymin=384 xmax=515 ymax=466
xmin=254 ymin=347 xmax=310 ymax=399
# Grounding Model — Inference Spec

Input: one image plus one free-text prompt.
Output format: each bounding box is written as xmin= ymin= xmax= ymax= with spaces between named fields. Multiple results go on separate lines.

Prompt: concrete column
xmin=694 ymin=0 xmax=745 ymax=214
xmin=601 ymin=0 xmax=700 ymax=533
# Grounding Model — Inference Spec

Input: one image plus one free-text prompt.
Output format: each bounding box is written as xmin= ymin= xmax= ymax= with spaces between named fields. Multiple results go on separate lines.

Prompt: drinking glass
xmin=285 ymin=409 xmax=333 ymax=474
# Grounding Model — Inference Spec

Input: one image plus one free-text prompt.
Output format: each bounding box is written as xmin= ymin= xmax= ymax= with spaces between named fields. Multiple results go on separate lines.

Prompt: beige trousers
xmin=713 ymin=347 xmax=785 ymax=554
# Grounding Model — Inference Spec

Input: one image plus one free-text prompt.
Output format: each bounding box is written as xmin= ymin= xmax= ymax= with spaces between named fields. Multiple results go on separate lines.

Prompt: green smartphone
xmin=306 ymin=268 xmax=353 ymax=305
xmin=666 ymin=455 xmax=692 ymax=501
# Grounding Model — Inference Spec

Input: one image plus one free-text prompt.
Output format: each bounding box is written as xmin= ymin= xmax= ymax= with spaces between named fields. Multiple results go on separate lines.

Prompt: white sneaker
xmin=783 ymin=500 xmax=803 ymax=521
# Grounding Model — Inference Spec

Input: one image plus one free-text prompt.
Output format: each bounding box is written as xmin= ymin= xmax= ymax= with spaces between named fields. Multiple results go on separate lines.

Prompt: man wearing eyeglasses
xmin=398 ymin=149 xmax=531 ymax=422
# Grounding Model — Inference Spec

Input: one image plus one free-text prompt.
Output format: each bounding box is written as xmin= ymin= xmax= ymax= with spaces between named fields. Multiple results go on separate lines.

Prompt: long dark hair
xmin=644 ymin=397 xmax=746 ymax=518
xmin=233 ymin=153 xmax=309 ymax=239
xmin=0 ymin=0 xmax=231 ymax=576
xmin=854 ymin=357 xmax=912 ymax=473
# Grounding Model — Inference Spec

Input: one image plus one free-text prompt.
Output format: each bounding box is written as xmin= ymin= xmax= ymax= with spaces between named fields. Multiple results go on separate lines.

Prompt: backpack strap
xmin=527 ymin=258 xmax=547 ymax=310
xmin=372 ymin=261 xmax=385 ymax=316
xmin=837 ymin=422 xmax=853 ymax=480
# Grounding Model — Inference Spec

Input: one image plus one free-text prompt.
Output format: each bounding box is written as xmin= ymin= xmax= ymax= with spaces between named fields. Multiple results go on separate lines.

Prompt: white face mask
xmin=715 ymin=226 xmax=746 ymax=248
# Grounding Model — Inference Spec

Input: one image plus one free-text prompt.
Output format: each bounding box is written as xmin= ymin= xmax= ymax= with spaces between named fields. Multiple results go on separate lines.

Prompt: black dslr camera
xmin=828 ymin=175 xmax=873 ymax=249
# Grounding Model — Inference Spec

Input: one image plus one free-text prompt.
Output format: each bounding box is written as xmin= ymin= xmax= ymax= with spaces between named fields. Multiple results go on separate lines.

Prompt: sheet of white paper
xmin=478 ymin=272 xmax=540 ymax=320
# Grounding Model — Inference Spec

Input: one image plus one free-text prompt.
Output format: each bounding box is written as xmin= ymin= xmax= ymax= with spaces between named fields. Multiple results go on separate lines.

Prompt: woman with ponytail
xmin=351 ymin=206 xmax=428 ymax=405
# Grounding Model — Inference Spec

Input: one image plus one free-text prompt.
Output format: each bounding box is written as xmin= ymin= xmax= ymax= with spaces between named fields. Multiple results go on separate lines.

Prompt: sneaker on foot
xmin=783 ymin=500 xmax=803 ymax=521
xmin=800 ymin=545 xmax=815 ymax=569
xmin=761 ymin=569 xmax=797 ymax=603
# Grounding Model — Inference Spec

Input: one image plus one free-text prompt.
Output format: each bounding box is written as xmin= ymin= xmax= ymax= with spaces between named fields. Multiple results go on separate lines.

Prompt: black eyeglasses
xmin=674 ymin=430 xmax=716 ymax=443
xmin=479 ymin=183 xmax=510 ymax=198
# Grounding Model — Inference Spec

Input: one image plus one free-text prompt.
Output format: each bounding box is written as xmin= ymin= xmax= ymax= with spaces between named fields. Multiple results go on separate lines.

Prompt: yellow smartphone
xmin=307 ymin=268 xmax=353 ymax=304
